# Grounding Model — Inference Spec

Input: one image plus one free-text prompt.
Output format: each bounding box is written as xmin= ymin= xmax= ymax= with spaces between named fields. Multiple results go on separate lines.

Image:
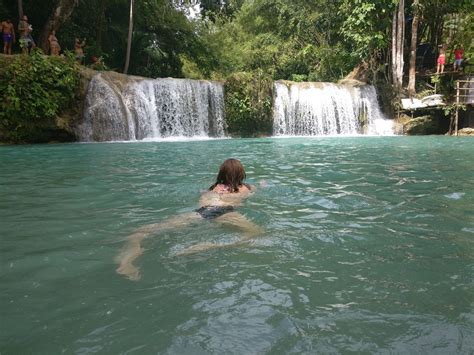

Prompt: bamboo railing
xmin=454 ymin=77 xmax=473 ymax=136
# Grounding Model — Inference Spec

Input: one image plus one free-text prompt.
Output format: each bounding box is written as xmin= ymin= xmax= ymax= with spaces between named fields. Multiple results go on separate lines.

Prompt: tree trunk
xmin=396 ymin=0 xmax=405 ymax=88
xmin=96 ymin=0 xmax=107 ymax=52
xmin=407 ymin=0 xmax=420 ymax=97
xmin=391 ymin=0 xmax=405 ymax=90
xmin=391 ymin=9 xmax=397 ymax=84
xmin=18 ymin=0 xmax=24 ymax=19
xmin=124 ymin=0 xmax=134 ymax=74
xmin=38 ymin=0 xmax=79 ymax=52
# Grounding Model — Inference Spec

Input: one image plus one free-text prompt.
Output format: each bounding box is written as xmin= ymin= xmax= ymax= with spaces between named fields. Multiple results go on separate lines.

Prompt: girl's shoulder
xmin=211 ymin=183 xmax=253 ymax=194
xmin=239 ymin=184 xmax=253 ymax=193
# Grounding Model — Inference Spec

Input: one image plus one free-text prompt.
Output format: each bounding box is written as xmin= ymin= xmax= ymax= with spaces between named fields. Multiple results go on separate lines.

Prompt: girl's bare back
xmin=199 ymin=184 xmax=253 ymax=208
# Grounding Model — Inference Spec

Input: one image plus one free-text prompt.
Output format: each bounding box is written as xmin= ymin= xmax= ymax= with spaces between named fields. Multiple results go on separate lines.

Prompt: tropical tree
xmin=392 ymin=0 xmax=405 ymax=90
xmin=38 ymin=0 xmax=79 ymax=52
xmin=339 ymin=0 xmax=394 ymax=82
xmin=407 ymin=0 xmax=420 ymax=97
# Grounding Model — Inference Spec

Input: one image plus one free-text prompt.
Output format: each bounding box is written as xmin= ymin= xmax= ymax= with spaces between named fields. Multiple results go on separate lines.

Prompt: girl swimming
xmin=116 ymin=159 xmax=262 ymax=281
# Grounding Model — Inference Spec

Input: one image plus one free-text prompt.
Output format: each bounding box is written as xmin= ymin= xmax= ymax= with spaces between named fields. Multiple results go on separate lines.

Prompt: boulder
xmin=457 ymin=127 xmax=474 ymax=136
xmin=401 ymin=115 xmax=441 ymax=135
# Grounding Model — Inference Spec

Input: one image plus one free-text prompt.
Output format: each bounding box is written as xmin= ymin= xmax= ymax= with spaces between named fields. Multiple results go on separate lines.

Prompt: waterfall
xmin=76 ymin=73 xmax=226 ymax=141
xmin=273 ymin=81 xmax=394 ymax=136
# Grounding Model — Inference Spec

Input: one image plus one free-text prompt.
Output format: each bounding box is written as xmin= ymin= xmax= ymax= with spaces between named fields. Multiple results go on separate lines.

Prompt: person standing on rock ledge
xmin=453 ymin=46 xmax=464 ymax=72
xmin=1 ymin=19 xmax=15 ymax=55
xmin=48 ymin=30 xmax=61 ymax=56
xmin=74 ymin=38 xmax=86 ymax=63
xmin=18 ymin=15 xmax=35 ymax=54
xmin=436 ymin=46 xmax=446 ymax=74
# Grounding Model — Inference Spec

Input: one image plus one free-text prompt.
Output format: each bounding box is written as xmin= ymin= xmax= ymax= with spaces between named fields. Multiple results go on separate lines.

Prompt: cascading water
xmin=273 ymin=81 xmax=394 ymax=136
xmin=76 ymin=73 xmax=226 ymax=141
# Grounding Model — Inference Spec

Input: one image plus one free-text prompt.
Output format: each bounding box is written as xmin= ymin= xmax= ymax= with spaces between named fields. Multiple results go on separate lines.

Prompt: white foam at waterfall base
xmin=273 ymin=81 xmax=394 ymax=136
xmin=366 ymin=119 xmax=396 ymax=136
xmin=76 ymin=136 xmax=230 ymax=144
xmin=76 ymin=74 xmax=226 ymax=142
xmin=139 ymin=136 xmax=229 ymax=143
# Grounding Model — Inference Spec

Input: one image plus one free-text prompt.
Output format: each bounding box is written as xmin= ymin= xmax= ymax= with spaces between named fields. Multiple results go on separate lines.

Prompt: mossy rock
xmin=402 ymin=115 xmax=440 ymax=135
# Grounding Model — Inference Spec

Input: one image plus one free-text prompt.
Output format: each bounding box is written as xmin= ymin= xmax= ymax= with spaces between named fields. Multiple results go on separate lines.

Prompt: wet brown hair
xmin=209 ymin=158 xmax=250 ymax=193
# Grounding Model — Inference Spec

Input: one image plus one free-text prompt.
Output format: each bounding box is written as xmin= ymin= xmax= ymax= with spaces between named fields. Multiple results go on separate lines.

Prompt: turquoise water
xmin=1 ymin=137 xmax=473 ymax=354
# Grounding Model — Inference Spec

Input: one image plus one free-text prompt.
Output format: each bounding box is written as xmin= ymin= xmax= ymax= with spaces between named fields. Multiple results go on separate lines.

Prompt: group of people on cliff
xmin=1 ymin=15 xmax=86 ymax=62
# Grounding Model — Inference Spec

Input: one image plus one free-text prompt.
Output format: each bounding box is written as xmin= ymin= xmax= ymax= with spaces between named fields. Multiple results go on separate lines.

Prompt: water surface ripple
xmin=1 ymin=137 xmax=473 ymax=353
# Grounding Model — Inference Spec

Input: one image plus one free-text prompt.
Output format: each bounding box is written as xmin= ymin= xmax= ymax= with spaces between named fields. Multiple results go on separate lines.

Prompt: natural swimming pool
xmin=1 ymin=136 xmax=473 ymax=353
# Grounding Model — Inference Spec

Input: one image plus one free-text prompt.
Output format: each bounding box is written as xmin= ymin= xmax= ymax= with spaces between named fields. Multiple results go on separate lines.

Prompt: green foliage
xmin=199 ymin=0 xmax=377 ymax=81
xmin=415 ymin=88 xmax=435 ymax=99
xmin=430 ymin=74 xmax=441 ymax=85
xmin=442 ymin=103 xmax=466 ymax=117
xmin=339 ymin=0 xmax=393 ymax=60
xmin=0 ymin=51 xmax=80 ymax=143
xmin=2 ymin=0 xmax=473 ymax=82
xmin=224 ymin=70 xmax=274 ymax=136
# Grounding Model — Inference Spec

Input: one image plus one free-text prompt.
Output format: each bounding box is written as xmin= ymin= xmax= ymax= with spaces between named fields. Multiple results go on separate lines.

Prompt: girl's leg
xmin=215 ymin=211 xmax=263 ymax=238
xmin=116 ymin=212 xmax=201 ymax=280
xmin=177 ymin=212 xmax=263 ymax=255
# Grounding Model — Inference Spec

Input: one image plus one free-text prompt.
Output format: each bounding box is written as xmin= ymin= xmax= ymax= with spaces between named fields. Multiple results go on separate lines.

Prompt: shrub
xmin=0 ymin=50 xmax=80 ymax=143
xmin=224 ymin=70 xmax=274 ymax=137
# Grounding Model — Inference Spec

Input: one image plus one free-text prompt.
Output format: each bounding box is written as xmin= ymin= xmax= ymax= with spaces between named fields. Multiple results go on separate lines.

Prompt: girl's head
xmin=210 ymin=159 xmax=247 ymax=192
